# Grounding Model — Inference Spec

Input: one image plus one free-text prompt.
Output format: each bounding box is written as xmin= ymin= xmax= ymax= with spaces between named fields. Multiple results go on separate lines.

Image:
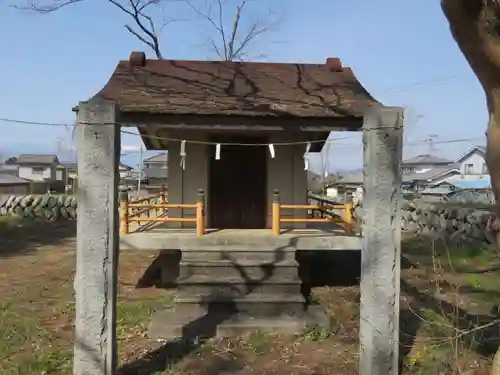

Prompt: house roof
xmin=0 ymin=173 xmax=29 ymax=185
xmin=454 ymin=145 xmax=486 ymax=163
xmin=62 ymin=162 xmax=77 ymax=170
xmin=89 ymin=52 xmax=379 ymax=119
xmin=402 ymin=154 xmax=452 ymax=165
xmin=0 ymin=164 xmax=18 ymax=175
xmin=333 ymin=164 xmax=460 ymax=185
xmin=410 ymin=164 xmax=460 ymax=182
xmin=119 ymin=163 xmax=133 ymax=170
xmin=62 ymin=161 xmax=133 ymax=170
xmin=144 ymin=153 xmax=168 ymax=163
xmin=450 ymin=178 xmax=491 ymax=190
xmin=16 ymin=154 xmax=59 ymax=165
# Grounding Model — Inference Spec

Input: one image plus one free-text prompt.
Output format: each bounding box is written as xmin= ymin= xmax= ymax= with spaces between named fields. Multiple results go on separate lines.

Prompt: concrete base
xmin=120 ymin=228 xmax=361 ymax=251
xmin=148 ymin=305 xmax=330 ymax=340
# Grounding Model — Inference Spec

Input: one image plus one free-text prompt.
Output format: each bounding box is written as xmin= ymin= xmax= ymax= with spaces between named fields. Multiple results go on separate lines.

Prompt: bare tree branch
xmin=14 ymin=0 xmax=173 ymax=59
xmin=14 ymin=0 xmax=282 ymax=61
xmin=186 ymin=0 xmax=283 ymax=61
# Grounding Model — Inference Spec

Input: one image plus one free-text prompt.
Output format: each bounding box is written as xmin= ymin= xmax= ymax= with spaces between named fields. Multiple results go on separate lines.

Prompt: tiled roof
xmin=402 ymin=154 xmax=452 ymax=165
xmin=144 ymin=153 xmax=168 ymax=163
xmin=0 ymin=164 xmax=19 ymax=176
xmin=91 ymin=52 xmax=379 ymax=119
xmin=0 ymin=173 xmax=29 ymax=184
xmin=119 ymin=163 xmax=133 ymax=170
xmin=62 ymin=162 xmax=133 ymax=170
xmin=62 ymin=162 xmax=77 ymax=170
xmin=454 ymin=145 xmax=486 ymax=163
xmin=333 ymin=165 xmax=460 ymax=185
xmin=17 ymin=154 xmax=59 ymax=165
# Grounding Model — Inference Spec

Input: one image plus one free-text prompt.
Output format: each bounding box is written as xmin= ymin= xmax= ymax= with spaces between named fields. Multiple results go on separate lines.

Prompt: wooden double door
xmin=208 ymin=136 xmax=267 ymax=229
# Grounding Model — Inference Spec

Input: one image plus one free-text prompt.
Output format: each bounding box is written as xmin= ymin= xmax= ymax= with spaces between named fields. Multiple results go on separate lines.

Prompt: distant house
xmin=118 ymin=163 xmax=133 ymax=179
xmin=453 ymin=146 xmax=488 ymax=176
xmin=330 ymin=148 xmax=491 ymax=195
xmin=427 ymin=146 xmax=490 ymax=187
xmin=0 ymin=164 xmax=19 ymax=177
xmin=142 ymin=153 xmax=168 ymax=185
xmin=401 ymin=154 xmax=452 ymax=174
xmin=398 ymin=154 xmax=459 ymax=191
xmin=0 ymin=174 xmax=30 ymax=194
xmin=16 ymin=154 xmax=65 ymax=182
xmin=62 ymin=161 xmax=133 ymax=181
xmin=144 ymin=153 xmax=168 ymax=168
xmin=329 ymin=153 xmax=457 ymax=193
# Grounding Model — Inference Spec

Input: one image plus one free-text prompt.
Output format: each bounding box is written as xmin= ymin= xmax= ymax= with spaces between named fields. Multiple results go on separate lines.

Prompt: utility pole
xmin=137 ymin=145 xmax=143 ymax=197
xmin=424 ymin=134 xmax=439 ymax=154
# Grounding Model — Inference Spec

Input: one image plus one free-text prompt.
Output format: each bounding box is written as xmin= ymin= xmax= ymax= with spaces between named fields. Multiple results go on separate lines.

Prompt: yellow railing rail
xmin=120 ymin=188 xmax=205 ymax=236
xmin=271 ymin=189 xmax=354 ymax=235
xmin=126 ymin=185 xmax=168 ymax=219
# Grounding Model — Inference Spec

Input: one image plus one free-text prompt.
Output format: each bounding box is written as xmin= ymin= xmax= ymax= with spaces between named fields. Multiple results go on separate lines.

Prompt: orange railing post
xmin=196 ymin=188 xmax=205 ymax=236
xmin=119 ymin=189 xmax=130 ymax=235
xmin=344 ymin=200 xmax=353 ymax=235
xmin=272 ymin=189 xmax=281 ymax=235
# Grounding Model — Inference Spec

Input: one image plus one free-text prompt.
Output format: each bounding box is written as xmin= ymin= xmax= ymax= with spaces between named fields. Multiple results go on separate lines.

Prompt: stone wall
xmin=0 ymin=193 xmax=497 ymax=243
xmin=400 ymin=200 xmax=496 ymax=243
xmin=0 ymin=194 xmax=77 ymax=220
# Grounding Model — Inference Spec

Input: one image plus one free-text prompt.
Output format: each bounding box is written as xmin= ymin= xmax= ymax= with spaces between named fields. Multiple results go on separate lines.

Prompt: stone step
xmin=148 ymin=306 xmax=330 ymax=340
xmin=179 ymin=260 xmax=299 ymax=280
xmin=175 ymin=293 xmax=305 ymax=317
xmin=177 ymin=275 xmax=302 ymax=297
xmin=215 ymin=313 xmax=319 ymax=337
xmin=181 ymin=246 xmax=296 ymax=262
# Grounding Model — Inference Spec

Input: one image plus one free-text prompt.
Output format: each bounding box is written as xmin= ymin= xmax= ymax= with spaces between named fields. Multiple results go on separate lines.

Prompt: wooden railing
xmin=272 ymin=189 xmax=354 ymax=235
xmin=127 ymin=185 xmax=168 ymax=219
xmin=120 ymin=188 xmax=205 ymax=236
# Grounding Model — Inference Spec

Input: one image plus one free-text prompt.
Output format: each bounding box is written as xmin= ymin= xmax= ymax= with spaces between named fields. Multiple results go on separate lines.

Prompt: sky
xmin=0 ymin=0 xmax=489 ymax=174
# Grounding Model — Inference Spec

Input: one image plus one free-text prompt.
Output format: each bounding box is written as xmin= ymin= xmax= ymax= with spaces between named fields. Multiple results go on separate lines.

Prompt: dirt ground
xmin=0 ymin=217 xmax=498 ymax=375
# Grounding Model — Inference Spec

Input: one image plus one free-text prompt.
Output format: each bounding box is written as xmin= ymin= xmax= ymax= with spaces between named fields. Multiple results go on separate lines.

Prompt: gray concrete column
xmin=74 ymin=99 xmax=120 ymax=375
xmin=359 ymin=106 xmax=403 ymax=375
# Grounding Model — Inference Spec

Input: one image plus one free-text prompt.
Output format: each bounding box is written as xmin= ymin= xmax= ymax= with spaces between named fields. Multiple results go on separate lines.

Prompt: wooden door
xmin=209 ymin=137 xmax=267 ymax=229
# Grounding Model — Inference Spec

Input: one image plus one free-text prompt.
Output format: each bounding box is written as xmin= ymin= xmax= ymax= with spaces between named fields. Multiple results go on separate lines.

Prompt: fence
xmin=271 ymin=190 xmax=354 ymax=235
xmin=119 ymin=188 xmax=354 ymax=236
xmin=120 ymin=187 xmax=205 ymax=236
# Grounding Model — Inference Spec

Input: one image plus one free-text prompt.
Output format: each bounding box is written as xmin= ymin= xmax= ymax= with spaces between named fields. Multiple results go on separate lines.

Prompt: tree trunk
xmin=441 ymin=1 xmax=500 ymax=374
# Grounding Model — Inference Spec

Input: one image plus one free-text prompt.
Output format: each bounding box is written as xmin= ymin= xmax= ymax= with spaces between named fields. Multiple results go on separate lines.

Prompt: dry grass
xmin=0 ymin=216 xmax=499 ymax=374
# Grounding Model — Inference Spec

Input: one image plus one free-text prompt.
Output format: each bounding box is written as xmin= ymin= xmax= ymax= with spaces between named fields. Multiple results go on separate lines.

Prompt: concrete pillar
xmin=359 ymin=106 xmax=403 ymax=375
xmin=74 ymin=99 xmax=120 ymax=375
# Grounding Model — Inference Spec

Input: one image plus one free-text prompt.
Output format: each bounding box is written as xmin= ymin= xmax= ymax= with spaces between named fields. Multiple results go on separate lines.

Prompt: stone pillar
xmin=359 ymin=106 xmax=403 ymax=375
xmin=74 ymin=99 xmax=120 ymax=375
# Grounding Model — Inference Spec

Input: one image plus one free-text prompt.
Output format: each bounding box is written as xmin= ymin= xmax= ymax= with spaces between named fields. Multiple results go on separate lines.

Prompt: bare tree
xmin=186 ymin=0 xmax=282 ymax=61
xmin=441 ymin=1 xmax=500 ymax=373
xmin=17 ymin=0 xmax=171 ymax=58
xmin=16 ymin=0 xmax=281 ymax=61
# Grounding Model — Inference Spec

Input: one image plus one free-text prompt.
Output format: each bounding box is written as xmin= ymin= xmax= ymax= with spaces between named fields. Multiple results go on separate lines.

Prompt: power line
xmin=0 ymin=115 xmax=486 ymax=148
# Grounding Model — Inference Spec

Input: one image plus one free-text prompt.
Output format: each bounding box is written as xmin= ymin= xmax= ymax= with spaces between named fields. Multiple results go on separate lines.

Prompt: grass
xmin=1 ymin=218 xmax=500 ymax=374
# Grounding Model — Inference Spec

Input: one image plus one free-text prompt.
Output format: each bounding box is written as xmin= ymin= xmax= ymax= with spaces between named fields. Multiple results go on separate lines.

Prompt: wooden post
xmin=160 ymin=184 xmax=167 ymax=216
xmin=359 ymin=106 xmax=403 ymax=375
xmin=74 ymin=99 xmax=120 ymax=375
xmin=119 ymin=190 xmax=129 ymax=235
xmin=196 ymin=188 xmax=205 ymax=236
xmin=161 ymin=184 xmax=167 ymax=203
xmin=272 ymin=189 xmax=280 ymax=235
xmin=344 ymin=200 xmax=353 ymax=236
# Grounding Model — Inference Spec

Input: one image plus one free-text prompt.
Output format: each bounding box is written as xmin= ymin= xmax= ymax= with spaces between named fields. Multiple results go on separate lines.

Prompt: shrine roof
xmin=90 ymin=52 xmax=379 ymax=119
